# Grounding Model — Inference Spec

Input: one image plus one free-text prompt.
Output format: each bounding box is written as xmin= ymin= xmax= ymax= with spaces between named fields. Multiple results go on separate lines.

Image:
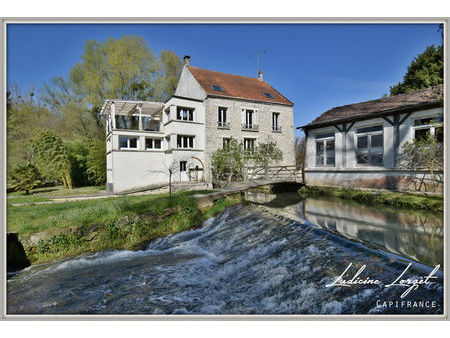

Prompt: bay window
xmin=176 ymin=107 xmax=194 ymax=121
xmin=177 ymin=135 xmax=194 ymax=149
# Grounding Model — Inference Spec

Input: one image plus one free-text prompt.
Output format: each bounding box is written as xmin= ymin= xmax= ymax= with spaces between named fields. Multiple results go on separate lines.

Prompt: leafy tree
xmin=211 ymin=138 xmax=283 ymax=182
xmin=390 ymin=45 xmax=443 ymax=96
xmin=10 ymin=162 xmax=42 ymax=194
xmin=85 ymin=138 xmax=107 ymax=185
xmin=66 ymin=139 xmax=91 ymax=187
xmin=211 ymin=138 xmax=247 ymax=182
xmin=399 ymin=131 xmax=443 ymax=192
xmin=42 ymin=35 xmax=183 ymax=137
xmin=28 ymin=131 xmax=72 ymax=189
xmin=7 ymin=86 xmax=54 ymax=176
xmin=253 ymin=141 xmax=283 ymax=179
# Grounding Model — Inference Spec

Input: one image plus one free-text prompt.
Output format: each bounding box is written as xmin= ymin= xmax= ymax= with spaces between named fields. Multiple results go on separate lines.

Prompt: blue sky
xmin=7 ymin=23 xmax=443 ymax=137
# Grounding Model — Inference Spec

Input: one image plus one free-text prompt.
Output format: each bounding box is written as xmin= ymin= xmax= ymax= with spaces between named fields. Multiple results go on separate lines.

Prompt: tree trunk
xmin=169 ymin=171 xmax=172 ymax=198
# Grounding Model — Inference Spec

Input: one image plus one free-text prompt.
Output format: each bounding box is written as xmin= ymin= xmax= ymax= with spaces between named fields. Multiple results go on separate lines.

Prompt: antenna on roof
xmin=249 ymin=49 xmax=267 ymax=77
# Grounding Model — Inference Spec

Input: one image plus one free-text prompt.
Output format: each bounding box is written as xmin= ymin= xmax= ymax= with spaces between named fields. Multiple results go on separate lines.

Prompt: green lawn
xmin=7 ymin=189 xmax=240 ymax=264
xmin=7 ymin=185 xmax=106 ymax=205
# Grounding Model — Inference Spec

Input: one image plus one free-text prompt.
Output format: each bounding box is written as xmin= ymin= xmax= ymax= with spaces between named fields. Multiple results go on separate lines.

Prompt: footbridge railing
xmin=245 ymin=164 xmax=303 ymax=182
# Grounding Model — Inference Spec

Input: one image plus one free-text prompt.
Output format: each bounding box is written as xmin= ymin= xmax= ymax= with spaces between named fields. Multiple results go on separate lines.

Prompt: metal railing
xmin=218 ymin=121 xmax=230 ymax=129
xmin=272 ymin=125 xmax=282 ymax=132
xmin=242 ymin=123 xmax=259 ymax=131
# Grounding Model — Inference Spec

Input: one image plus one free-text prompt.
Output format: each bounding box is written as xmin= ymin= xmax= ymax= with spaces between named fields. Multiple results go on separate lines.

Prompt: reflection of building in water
xmin=244 ymin=191 xmax=304 ymax=221
xmin=300 ymin=198 xmax=443 ymax=268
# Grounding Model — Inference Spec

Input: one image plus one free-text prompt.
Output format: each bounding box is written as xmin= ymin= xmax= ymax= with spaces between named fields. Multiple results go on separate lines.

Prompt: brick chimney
xmin=258 ymin=69 xmax=263 ymax=81
xmin=183 ymin=55 xmax=191 ymax=66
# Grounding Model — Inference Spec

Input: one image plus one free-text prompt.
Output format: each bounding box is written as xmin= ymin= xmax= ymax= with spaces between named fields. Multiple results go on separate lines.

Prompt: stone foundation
xmin=304 ymin=170 xmax=443 ymax=193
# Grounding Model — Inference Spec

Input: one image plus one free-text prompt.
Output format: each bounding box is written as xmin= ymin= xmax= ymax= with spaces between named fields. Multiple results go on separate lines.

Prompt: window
xmin=177 ymin=135 xmax=194 ymax=149
xmin=413 ymin=116 xmax=443 ymax=143
xmin=218 ymin=107 xmax=229 ymax=128
xmin=264 ymin=92 xmax=273 ymax=98
xmin=142 ymin=117 xmax=160 ymax=131
xmin=180 ymin=161 xmax=187 ymax=172
xmin=212 ymin=85 xmax=224 ymax=92
xmin=223 ymin=138 xmax=231 ymax=148
xmin=145 ymin=138 xmax=162 ymax=150
xmin=272 ymin=112 xmax=281 ymax=131
xmin=115 ymin=115 xmax=139 ymax=130
xmin=315 ymin=133 xmax=335 ymax=166
xmin=356 ymin=125 xmax=383 ymax=165
xmin=176 ymin=107 xmax=194 ymax=121
xmin=119 ymin=136 xmax=138 ymax=150
xmin=242 ymin=109 xmax=257 ymax=130
xmin=244 ymin=138 xmax=256 ymax=151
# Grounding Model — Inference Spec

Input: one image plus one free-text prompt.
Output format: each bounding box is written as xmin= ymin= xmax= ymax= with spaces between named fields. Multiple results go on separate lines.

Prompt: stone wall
xmin=305 ymin=169 xmax=443 ymax=193
xmin=203 ymin=97 xmax=296 ymax=181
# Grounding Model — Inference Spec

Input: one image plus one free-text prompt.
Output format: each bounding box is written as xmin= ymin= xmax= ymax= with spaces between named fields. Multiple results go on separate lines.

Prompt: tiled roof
xmin=187 ymin=66 xmax=293 ymax=106
xmin=304 ymin=85 xmax=443 ymax=128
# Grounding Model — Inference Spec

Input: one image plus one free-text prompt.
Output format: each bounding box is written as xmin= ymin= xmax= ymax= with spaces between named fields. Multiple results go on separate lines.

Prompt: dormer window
xmin=264 ymin=92 xmax=273 ymax=98
xmin=212 ymin=85 xmax=224 ymax=92
xmin=176 ymin=106 xmax=194 ymax=121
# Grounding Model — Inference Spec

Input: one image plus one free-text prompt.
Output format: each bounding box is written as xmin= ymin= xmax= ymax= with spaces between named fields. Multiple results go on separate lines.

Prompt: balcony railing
xmin=272 ymin=125 xmax=282 ymax=132
xmin=242 ymin=123 xmax=259 ymax=131
xmin=218 ymin=121 xmax=230 ymax=129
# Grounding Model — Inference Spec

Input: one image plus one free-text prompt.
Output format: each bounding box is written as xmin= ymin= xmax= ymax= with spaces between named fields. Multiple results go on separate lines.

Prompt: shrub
xmin=9 ymin=162 xmax=42 ymax=194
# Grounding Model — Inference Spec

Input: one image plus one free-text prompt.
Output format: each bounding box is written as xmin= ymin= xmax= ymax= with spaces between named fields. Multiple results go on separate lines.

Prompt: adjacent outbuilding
xmin=298 ymin=85 xmax=443 ymax=192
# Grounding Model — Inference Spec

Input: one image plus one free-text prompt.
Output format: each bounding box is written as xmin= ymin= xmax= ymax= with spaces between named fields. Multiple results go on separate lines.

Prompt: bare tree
xmin=295 ymin=136 xmax=306 ymax=167
xmin=146 ymin=156 xmax=189 ymax=198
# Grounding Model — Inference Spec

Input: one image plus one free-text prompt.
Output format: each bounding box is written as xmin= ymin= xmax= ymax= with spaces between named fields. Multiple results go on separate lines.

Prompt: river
xmin=7 ymin=193 xmax=443 ymax=315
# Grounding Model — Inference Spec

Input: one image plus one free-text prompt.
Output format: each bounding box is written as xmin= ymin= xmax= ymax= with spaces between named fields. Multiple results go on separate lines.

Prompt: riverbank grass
xmin=8 ymin=190 xmax=241 ymax=264
xmin=298 ymin=186 xmax=443 ymax=212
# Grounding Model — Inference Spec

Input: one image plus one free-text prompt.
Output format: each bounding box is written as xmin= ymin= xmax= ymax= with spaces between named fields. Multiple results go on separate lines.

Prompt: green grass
xmin=7 ymin=185 xmax=106 ymax=205
xmin=298 ymin=186 xmax=443 ymax=212
xmin=7 ymin=189 xmax=240 ymax=264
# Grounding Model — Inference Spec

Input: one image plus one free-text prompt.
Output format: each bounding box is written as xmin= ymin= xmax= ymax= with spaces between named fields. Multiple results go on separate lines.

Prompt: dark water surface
xmin=7 ymin=195 xmax=443 ymax=315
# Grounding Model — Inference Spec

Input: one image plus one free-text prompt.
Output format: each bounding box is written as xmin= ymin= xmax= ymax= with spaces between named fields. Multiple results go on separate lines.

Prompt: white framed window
xmin=218 ymin=107 xmax=229 ymax=128
xmin=180 ymin=161 xmax=187 ymax=172
xmin=356 ymin=125 xmax=383 ymax=165
xmin=145 ymin=138 xmax=162 ymax=150
xmin=176 ymin=106 xmax=194 ymax=121
xmin=119 ymin=136 xmax=138 ymax=150
xmin=272 ymin=112 xmax=281 ymax=132
xmin=413 ymin=116 xmax=443 ymax=143
xmin=243 ymin=138 xmax=256 ymax=151
xmin=315 ymin=132 xmax=335 ymax=166
xmin=177 ymin=135 xmax=194 ymax=149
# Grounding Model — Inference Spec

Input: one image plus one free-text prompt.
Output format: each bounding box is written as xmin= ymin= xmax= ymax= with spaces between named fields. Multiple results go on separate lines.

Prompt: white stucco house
xmin=101 ymin=56 xmax=295 ymax=193
xmin=299 ymin=85 xmax=444 ymax=192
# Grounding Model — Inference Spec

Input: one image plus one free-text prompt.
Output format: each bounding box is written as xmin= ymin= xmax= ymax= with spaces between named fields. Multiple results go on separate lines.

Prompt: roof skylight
xmin=263 ymin=92 xmax=274 ymax=98
xmin=212 ymin=85 xmax=224 ymax=92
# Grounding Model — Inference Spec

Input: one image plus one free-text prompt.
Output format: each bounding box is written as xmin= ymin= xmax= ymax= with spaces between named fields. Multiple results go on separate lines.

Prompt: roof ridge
xmin=306 ymin=84 xmax=443 ymax=127
xmin=326 ymin=84 xmax=443 ymax=111
xmin=188 ymin=65 xmax=264 ymax=82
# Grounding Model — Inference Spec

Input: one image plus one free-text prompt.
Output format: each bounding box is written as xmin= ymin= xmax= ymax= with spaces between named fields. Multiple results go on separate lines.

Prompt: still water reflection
xmin=244 ymin=192 xmax=443 ymax=268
